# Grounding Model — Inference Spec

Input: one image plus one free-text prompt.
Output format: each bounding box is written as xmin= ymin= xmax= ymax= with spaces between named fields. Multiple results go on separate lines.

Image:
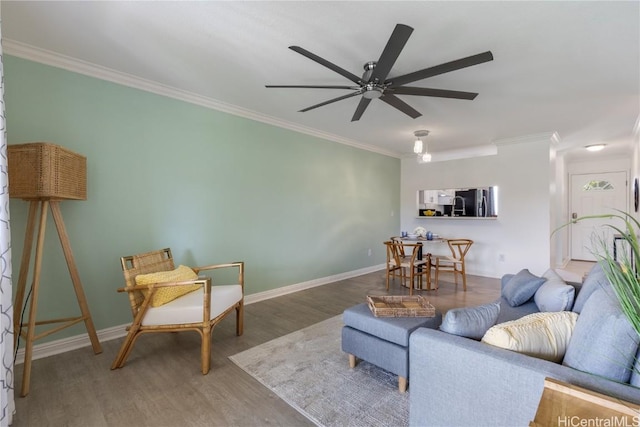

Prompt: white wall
xmin=401 ymin=134 xmax=555 ymax=278
xmin=567 ymin=156 xmax=631 ymax=177
xmin=552 ymin=150 xmax=568 ymax=268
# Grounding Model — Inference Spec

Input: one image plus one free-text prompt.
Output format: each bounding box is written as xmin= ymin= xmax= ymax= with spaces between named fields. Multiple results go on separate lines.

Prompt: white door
xmin=570 ymin=171 xmax=628 ymax=261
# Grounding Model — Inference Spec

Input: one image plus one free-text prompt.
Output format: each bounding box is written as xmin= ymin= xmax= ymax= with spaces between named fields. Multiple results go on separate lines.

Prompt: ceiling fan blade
xmin=370 ymin=24 xmax=413 ymax=83
xmin=351 ymin=98 xmax=372 ymax=122
xmin=390 ymin=86 xmax=478 ymax=100
xmin=389 ymin=51 xmax=494 ymax=87
xmin=299 ymin=91 xmax=362 ymax=112
xmin=266 ymin=85 xmax=360 ymax=90
xmin=380 ymin=93 xmax=422 ymax=119
xmin=289 ymin=46 xmax=361 ymax=84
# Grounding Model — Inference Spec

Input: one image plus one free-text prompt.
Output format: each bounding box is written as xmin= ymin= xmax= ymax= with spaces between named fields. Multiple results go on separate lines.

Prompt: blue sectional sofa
xmin=409 ymin=263 xmax=640 ymax=426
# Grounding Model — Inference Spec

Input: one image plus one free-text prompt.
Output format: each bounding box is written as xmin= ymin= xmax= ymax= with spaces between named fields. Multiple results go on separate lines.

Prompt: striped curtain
xmin=0 ymin=18 xmax=16 ymax=426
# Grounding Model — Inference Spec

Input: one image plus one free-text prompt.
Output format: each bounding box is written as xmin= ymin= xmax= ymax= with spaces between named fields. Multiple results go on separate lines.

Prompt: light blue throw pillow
xmin=534 ymin=269 xmax=576 ymax=312
xmin=563 ymin=288 xmax=639 ymax=383
xmin=500 ymin=274 xmax=515 ymax=293
xmin=440 ymin=300 xmax=501 ymax=340
xmin=572 ymin=262 xmax=608 ymax=314
xmin=502 ymin=269 xmax=546 ymax=307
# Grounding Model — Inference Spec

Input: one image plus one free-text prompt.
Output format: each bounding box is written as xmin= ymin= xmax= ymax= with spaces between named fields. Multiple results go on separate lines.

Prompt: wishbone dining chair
xmin=385 ymin=240 xmax=430 ymax=295
xmin=431 ymin=239 xmax=473 ymax=291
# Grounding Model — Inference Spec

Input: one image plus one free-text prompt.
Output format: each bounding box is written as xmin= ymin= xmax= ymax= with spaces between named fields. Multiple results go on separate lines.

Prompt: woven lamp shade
xmin=7 ymin=142 xmax=87 ymax=200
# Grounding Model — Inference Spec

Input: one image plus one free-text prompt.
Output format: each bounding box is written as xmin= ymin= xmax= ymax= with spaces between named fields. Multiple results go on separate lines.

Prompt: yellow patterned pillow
xmin=135 ymin=265 xmax=200 ymax=307
xmin=481 ymin=311 xmax=578 ymax=362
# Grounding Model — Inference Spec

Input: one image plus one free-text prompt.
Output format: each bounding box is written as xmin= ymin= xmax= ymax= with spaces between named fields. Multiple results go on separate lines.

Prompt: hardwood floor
xmin=12 ymin=270 xmax=500 ymax=426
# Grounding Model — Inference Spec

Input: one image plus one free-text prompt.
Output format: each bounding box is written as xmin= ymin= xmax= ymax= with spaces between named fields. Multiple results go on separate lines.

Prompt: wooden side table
xmin=530 ymin=378 xmax=639 ymax=426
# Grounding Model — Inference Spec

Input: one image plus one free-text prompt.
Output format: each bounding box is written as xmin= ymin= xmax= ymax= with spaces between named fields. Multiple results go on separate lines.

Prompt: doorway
xmin=569 ymin=171 xmax=628 ymax=261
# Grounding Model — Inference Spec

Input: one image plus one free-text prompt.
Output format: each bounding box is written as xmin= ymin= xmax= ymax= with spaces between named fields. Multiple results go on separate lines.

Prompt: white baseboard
xmin=243 ymin=264 xmax=385 ymax=305
xmin=15 ymin=264 xmax=385 ymax=364
xmin=14 ymin=323 xmax=129 ymax=365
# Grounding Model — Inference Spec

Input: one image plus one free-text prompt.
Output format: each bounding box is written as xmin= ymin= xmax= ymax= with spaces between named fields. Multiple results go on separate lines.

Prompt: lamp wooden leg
xmin=13 ymin=201 xmax=38 ymax=351
xmin=50 ymin=201 xmax=102 ymax=355
xmin=20 ymin=200 xmax=49 ymax=397
xmin=16 ymin=201 xmax=103 ymax=397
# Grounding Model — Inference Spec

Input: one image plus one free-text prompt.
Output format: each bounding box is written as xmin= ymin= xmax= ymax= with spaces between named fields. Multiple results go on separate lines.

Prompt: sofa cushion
xmin=440 ymin=300 xmax=500 ymax=340
xmin=481 ymin=311 xmax=578 ymax=362
xmin=502 ymin=269 xmax=546 ymax=307
xmin=135 ymin=265 xmax=200 ymax=307
xmin=572 ymin=262 xmax=608 ymax=314
xmin=495 ymin=298 xmax=540 ymax=324
xmin=534 ymin=269 xmax=576 ymax=312
xmin=563 ymin=288 xmax=640 ymax=383
xmin=342 ymin=303 xmax=440 ymax=347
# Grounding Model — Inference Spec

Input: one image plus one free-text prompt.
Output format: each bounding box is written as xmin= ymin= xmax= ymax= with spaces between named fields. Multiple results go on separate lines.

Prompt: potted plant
xmin=560 ymin=210 xmax=640 ymax=338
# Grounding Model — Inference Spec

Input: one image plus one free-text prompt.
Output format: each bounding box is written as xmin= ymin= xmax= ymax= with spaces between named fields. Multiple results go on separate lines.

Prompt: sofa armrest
xmin=409 ymin=328 xmax=640 ymax=427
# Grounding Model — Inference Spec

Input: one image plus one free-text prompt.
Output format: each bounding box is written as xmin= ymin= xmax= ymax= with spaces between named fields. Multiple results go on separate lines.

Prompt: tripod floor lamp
xmin=8 ymin=142 xmax=102 ymax=397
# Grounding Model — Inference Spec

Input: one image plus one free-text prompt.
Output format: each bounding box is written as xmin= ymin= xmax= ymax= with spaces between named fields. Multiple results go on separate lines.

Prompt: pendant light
xmin=414 ymin=130 xmax=430 ymax=162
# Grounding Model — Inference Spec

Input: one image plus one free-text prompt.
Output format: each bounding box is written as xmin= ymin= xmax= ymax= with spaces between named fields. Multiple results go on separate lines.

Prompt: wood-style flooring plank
xmin=12 ymin=270 xmax=500 ymax=426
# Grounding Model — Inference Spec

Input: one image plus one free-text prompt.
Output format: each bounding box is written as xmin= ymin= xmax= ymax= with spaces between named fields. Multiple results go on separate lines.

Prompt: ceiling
xmin=1 ymin=1 xmax=639 ymax=160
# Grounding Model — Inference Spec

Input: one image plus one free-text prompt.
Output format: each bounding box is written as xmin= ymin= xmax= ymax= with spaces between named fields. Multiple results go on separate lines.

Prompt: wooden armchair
xmin=111 ymin=248 xmax=244 ymax=374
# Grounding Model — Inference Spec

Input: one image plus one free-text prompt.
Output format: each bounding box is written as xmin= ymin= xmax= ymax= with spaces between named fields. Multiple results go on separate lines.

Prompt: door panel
xmin=570 ymin=172 xmax=627 ymax=261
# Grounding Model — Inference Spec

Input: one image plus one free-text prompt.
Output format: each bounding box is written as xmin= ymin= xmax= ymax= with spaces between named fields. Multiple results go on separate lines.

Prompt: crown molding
xmin=493 ymin=132 xmax=560 ymax=147
xmin=3 ymin=39 xmax=400 ymax=158
xmin=433 ymin=144 xmax=497 ymax=162
xmin=409 ymin=143 xmax=498 ymax=163
xmin=410 ymin=132 xmax=561 ymax=164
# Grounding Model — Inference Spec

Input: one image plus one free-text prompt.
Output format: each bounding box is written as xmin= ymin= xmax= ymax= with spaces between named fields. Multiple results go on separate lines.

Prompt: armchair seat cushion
xmin=142 ymin=284 xmax=242 ymax=326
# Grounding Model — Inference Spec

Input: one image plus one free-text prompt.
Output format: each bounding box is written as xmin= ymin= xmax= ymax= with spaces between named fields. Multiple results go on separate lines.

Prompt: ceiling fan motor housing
xmin=363 ymin=85 xmax=383 ymax=99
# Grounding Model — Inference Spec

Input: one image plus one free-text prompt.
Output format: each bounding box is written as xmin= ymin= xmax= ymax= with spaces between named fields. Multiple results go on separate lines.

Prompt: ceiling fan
xmin=266 ymin=24 xmax=493 ymax=122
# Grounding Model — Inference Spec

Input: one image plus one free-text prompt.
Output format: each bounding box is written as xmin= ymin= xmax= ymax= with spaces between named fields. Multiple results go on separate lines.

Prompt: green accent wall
xmin=4 ymin=55 xmax=400 ymax=339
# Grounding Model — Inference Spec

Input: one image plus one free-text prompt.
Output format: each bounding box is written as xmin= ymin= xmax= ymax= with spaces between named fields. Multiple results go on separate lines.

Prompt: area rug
xmin=229 ymin=315 xmax=409 ymax=427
